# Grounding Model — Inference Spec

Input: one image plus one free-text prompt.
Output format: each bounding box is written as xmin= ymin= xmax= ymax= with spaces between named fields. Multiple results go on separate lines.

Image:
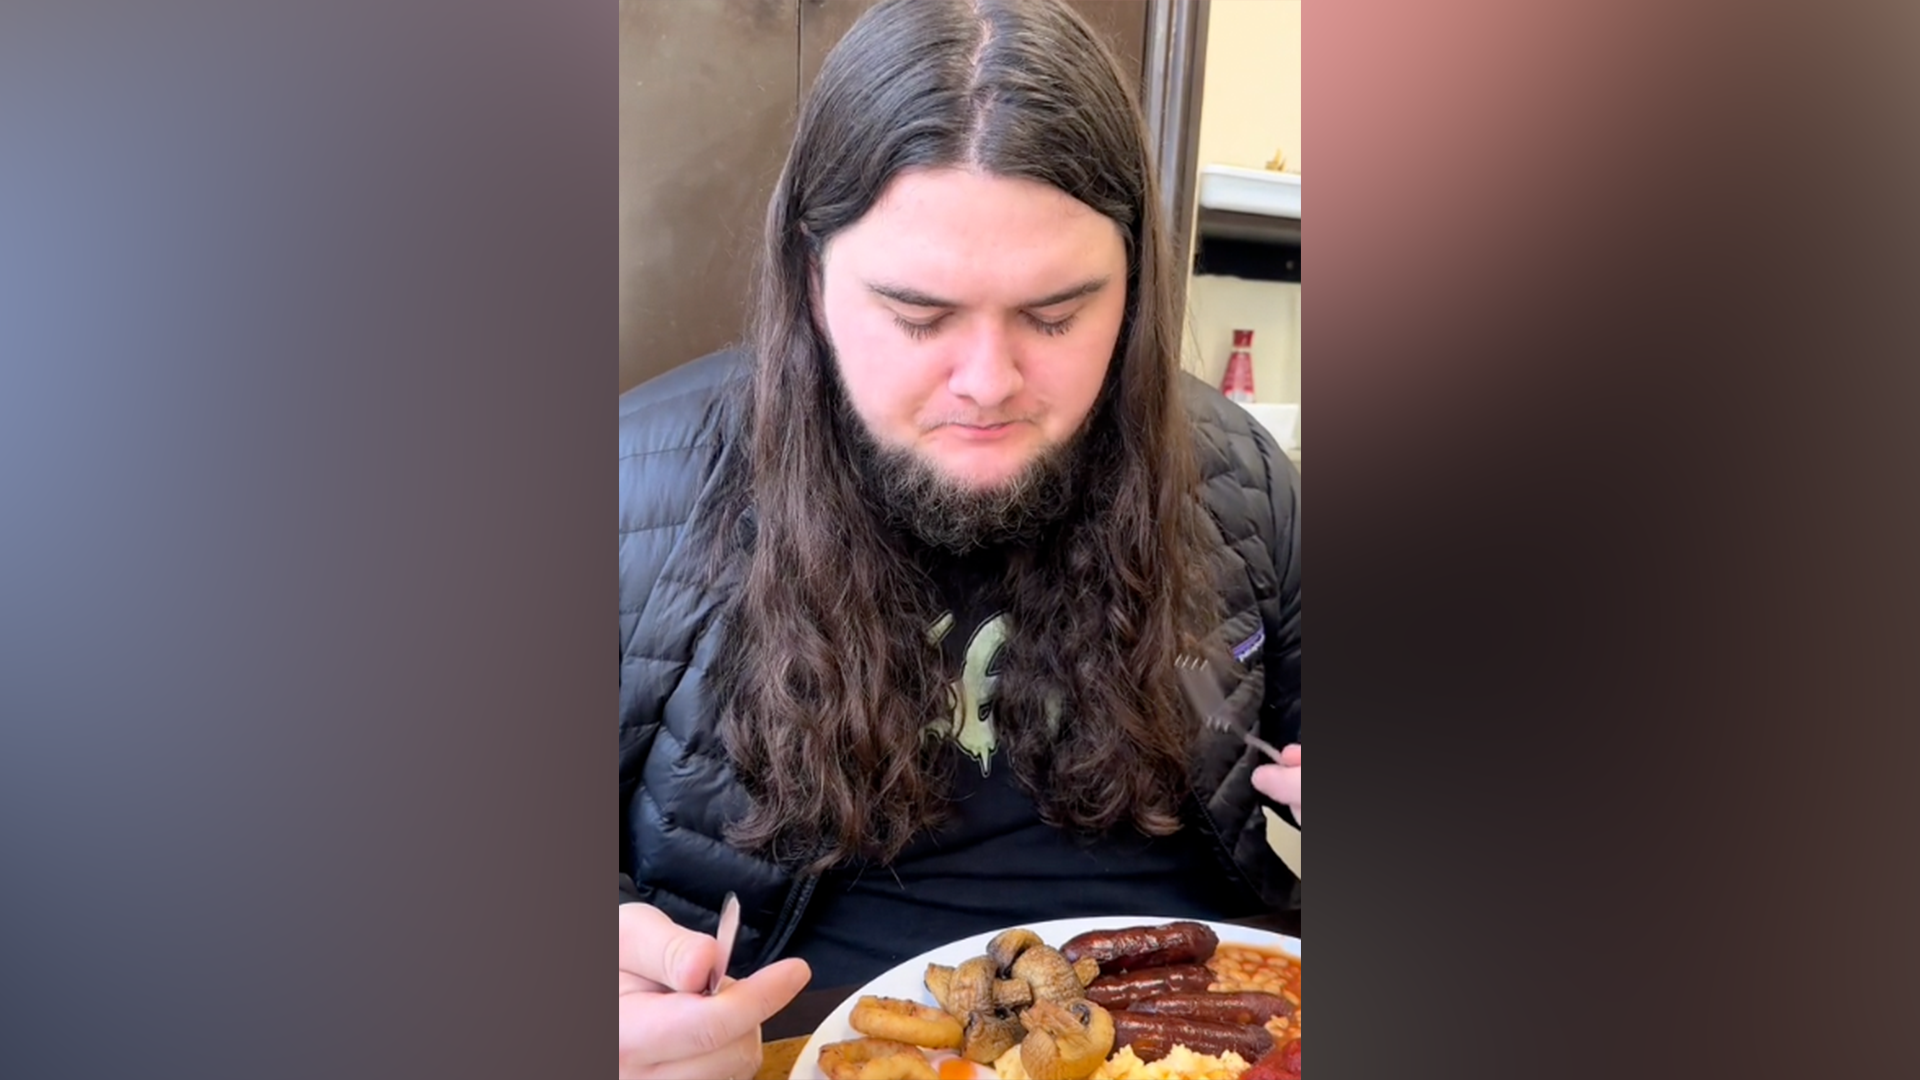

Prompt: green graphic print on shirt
xmin=927 ymin=610 xmax=1009 ymax=775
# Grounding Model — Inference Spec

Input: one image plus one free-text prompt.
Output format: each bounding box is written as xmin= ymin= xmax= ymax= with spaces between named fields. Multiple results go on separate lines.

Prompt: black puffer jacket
xmin=619 ymin=349 xmax=1301 ymax=975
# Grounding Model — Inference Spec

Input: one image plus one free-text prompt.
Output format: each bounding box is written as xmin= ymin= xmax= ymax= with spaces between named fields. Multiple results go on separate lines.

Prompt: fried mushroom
xmin=1010 ymin=945 xmax=1086 ymax=1005
xmin=960 ymin=1010 xmax=1024 ymax=1064
xmin=985 ymin=927 xmax=1044 ymax=973
xmin=1016 ymin=999 xmax=1115 ymax=1080
xmin=924 ymin=964 xmax=955 ymax=1014
xmin=946 ymin=956 xmax=998 ymax=1017
xmin=992 ymin=978 xmax=1033 ymax=1010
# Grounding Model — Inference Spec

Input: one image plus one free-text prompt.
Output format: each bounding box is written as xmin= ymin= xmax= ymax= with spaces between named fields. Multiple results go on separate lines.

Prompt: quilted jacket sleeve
xmin=1265 ymin=447 xmax=1302 ymax=752
xmin=618 ymin=350 xmax=743 ymax=901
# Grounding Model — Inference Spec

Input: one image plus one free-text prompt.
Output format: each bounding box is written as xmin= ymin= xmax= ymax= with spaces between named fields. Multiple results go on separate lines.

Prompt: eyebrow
xmin=865 ymin=276 xmax=1111 ymax=311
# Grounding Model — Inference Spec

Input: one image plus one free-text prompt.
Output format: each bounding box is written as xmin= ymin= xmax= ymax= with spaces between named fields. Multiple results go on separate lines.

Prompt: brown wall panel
xmin=799 ymin=0 xmax=879 ymax=95
xmin=801 ymin=1 xmax=1146 ymax=99
xmin=619 ymin=0 xmax=799 ymax=392
xmin=1072 ymin=0 xmax=1149 ymax=88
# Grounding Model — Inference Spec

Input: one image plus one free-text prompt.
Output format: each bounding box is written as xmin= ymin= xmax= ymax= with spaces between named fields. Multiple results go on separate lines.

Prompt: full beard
xmin=838 ymin=398 xmax=1089 ymax=555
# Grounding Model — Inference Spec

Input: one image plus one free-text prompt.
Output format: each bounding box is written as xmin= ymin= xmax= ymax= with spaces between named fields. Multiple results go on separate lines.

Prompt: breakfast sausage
xmin=1241 ymin=1038 xmax=1301 ymax=1080
xmin=1082 ymin=965 xmax=1218 ymax=1009
xmin=1059 ymin=921 xmax=1220 ymax=973
xmin=1109 ymin=1011 xmax=1273 ymax=1063
xmin=1128 ymin=991 xmax=1293 ymax=1027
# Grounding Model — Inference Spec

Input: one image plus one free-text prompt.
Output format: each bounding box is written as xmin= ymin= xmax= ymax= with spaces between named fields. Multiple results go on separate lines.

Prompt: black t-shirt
xmin=780 ymin=551 xmax=1264 ymax=989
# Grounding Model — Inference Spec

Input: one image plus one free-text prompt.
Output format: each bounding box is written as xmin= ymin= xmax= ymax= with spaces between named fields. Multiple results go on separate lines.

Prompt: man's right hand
xmin=1251 ymin=743 xmax=1301 ymax=826
xmin=619 ymin=901 xmax=812 ymax=1080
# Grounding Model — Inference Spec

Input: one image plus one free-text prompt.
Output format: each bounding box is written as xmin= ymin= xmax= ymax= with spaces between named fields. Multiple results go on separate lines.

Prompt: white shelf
xmin=1197 ymin=166 xmax=1301 ymax=220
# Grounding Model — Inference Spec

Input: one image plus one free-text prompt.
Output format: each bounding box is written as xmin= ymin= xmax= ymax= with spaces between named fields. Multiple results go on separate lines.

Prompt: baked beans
xmin=1207 ymin=944 xmax=1301 ymax=1047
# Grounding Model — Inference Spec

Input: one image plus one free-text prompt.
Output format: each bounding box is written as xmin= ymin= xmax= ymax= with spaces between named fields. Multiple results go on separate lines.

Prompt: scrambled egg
xmin=992 ymin=1044 xmax=1251 ymax=1080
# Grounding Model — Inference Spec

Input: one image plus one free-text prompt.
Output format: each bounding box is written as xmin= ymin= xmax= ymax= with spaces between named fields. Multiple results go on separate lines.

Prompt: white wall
xmin=1195 ymin=0 xmax=1302 ymax=174
xmin=1181 ymin=0 xmax=1302 ymax=414
xmin=1186 ymin=276 xmax=1301 ymax=405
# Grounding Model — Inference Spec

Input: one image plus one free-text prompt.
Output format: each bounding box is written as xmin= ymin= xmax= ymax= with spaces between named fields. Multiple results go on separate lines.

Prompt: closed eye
xmin=1026 ymin=312 xmax=1077 ymax=337
xmin=892 ymin=314 xmax=945 ymax=341
xmin=893 ymin=311 xmax=1074 ymax=339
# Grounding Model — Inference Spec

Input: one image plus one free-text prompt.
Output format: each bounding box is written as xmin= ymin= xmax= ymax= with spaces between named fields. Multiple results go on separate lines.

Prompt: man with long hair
xmin=617 ymin=1 xmax=1300 ymax=1076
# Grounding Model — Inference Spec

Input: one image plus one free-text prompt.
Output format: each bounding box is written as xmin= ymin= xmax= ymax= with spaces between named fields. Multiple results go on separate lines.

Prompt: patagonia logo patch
xmin=1231 ymin=626 xmax=1266 ymax=664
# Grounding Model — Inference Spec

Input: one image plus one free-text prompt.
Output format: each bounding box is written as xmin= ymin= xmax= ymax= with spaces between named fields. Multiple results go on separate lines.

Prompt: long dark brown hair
xmin=702 ymin=0 xmax=1216 ymax=872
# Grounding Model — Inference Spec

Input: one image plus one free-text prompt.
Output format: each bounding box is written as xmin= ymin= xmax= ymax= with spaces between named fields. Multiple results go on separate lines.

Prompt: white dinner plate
xmin=788 ymin=915 xmax=1300 ymax=1080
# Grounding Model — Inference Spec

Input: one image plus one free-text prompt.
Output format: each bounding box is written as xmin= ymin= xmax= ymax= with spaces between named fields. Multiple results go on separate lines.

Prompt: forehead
xmin=826 ymin=168 xmax=1126 ymax=297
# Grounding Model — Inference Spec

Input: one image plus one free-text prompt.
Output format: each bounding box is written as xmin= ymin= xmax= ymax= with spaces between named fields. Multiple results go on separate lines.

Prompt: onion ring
xmin=816 ymin=1037 xmax=938 ymax=1080
xmin=848 ymin=995 xmax=965 ymax=1050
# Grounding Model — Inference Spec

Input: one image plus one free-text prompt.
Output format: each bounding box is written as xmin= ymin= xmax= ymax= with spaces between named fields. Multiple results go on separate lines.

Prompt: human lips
xmin=935 ymin=419 xmax=1027 ymax=442
xmin=947 ymin=420 xmax=1014 ymax=436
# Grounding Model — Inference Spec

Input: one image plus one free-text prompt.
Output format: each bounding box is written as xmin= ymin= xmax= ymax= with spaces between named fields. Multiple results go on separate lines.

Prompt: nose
xmin=945 ymin=321 xmax=1023 ymax=409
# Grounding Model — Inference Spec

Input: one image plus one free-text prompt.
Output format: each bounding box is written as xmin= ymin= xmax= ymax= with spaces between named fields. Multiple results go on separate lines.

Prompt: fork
xmin=1175 ymin=652 xmax=1287 ymax=763
xmin=706 ymin=891 xmax=740 ymax=996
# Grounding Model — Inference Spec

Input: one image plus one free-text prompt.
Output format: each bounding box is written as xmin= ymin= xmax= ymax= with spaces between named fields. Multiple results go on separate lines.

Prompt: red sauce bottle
xmin=1221 ymin=328 xmax=1256 ymax=403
